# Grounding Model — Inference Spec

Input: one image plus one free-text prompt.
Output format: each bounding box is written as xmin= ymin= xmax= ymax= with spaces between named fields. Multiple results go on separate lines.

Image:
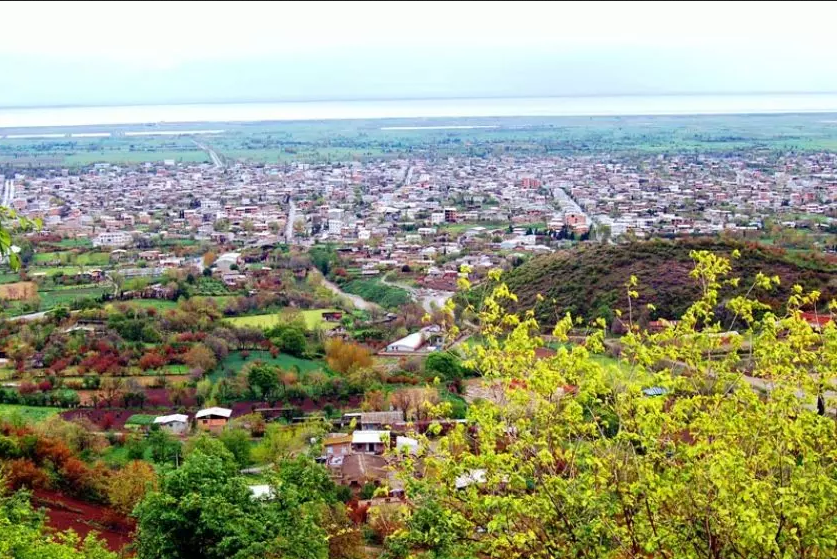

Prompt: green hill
xmin=483 ymin=239 xmax=837 ymax=328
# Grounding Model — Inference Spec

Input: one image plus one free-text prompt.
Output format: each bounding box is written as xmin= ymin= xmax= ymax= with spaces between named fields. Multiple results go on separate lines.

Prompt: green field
xmin=111 ymin=299 xmax=179 ymax=311
xmin=0 ymin=404 xmax=63 ymax=424
xmin=33 ymin=251 xmax=111 ymax=266
xmin=39 ymin=286 xmax=109 ymax=308
xmin=225 ymin=308 xmax=340 ymax=330
xmin=213 ymin=350 xmax=324 ymax=382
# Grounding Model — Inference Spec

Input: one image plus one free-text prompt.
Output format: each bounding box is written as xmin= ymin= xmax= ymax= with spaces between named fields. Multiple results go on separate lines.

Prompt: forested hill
xmin=496 ymin=239 xmax=837 ymax=327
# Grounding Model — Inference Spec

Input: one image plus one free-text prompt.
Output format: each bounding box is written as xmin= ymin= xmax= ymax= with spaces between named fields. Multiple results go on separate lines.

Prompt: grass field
xmin=33 ymin=251 xmax=111 ymax=266
xmin=64 ymin=150 xmax=210 ymax=165
xmin=0 ymin=404 xmax=63 ymax=424
xmin=39 ymin=286 xmax=109 ymax=308
xmin=111 ymin=299 xmax=179 ymax=311
xmin=213 ymin=350 xmax=324 ymax=382
xmin=225 ymin=308 xmax=340 ymax=330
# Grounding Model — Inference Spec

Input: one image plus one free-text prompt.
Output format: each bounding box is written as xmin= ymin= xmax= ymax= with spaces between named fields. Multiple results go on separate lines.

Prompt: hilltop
xmin=493 ymin=239 xmax=837 ymax=327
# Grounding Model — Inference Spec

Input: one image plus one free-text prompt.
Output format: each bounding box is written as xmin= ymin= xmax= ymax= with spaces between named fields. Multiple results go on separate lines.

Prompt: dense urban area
xmin=0 ymin=115 xmax=836 ymax=559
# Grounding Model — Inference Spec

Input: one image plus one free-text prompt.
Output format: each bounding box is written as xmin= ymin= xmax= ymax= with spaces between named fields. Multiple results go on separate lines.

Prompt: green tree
xmin=147 ymin=426 xmax=182 ymax=465
xmin=134 ymin=449 xmax=331 ymax=559
xmin=278 ymin=327 xmax=307 ymax=357
xmin=387 ymin=254 xmax=837 ymax=559
xmin=0 ymin=487 xmax=116 ymax=559
xmin=219 ymin=428 xmax=252 ymax=469
xmin=424 ymin=352 xmax=464 ymax=382
xmin=246 ymin=363 xmax=280 ymax=399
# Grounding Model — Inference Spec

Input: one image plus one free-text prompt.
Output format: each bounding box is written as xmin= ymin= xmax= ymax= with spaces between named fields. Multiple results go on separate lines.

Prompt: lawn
xmin=213 ymin=350 xmax=325 ymax=382
xmin=225 ymin=308 xmax=340 ymax=331
xmin=0 ymin=404 xmax=63 ymax=424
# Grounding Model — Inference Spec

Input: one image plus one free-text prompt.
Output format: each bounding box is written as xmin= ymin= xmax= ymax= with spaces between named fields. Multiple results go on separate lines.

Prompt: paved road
xmin=1 ymin=179 xmax=14 ymax=207
xmin=320 ymin=276 xmax=380 ymax=311
xmin=193 ymin=140 xmax=224 ymax=169
xmin=285 ymin=200 xmax=296 ymax=244
xmin=6 ymin=310 xmax=48 ymax=322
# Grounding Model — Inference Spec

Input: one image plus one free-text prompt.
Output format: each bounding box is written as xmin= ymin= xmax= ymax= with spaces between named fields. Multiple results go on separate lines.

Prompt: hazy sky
xmin=2 ymin=1 xmax=836 ymax=106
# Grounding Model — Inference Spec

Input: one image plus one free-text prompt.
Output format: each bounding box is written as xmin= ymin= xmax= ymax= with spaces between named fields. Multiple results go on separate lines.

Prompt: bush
xmin=360 ymin=482 xmax=377 ymax=501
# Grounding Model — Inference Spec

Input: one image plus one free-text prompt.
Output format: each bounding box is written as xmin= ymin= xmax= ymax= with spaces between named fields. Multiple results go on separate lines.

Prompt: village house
xmin=153 ymin=413 xmax=190 ymax=435
xmin=195 ymin=407 xmax=232 ymax=432
xmin=359 ymin=411 xmax=404 ymax=431
xmin=351 ymin=430 xmax=390 ymax=455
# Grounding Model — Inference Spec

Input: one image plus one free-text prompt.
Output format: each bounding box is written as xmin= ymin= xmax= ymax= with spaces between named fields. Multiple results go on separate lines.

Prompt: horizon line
xmin=4 ymin=91 xmax=837 ymax=111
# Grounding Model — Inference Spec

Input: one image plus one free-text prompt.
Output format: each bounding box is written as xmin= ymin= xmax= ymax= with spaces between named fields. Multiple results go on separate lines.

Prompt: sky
xmin=1 ymin=0 xmax=837 ymax=107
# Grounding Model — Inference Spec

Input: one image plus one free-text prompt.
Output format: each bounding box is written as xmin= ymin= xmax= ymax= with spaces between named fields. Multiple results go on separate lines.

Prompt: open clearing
xmin=225 ymin=308 xmax=340 ymax=330
xmin=0 ymin=404 xmax=63 ymax=423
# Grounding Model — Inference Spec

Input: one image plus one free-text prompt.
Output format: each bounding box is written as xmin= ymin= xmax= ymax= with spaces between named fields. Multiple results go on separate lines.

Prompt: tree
xmin=424 ymin=352 xmax=464 ymax=383
xmin=147 ymin=426 xmax=181 ymax=465
xmin=246 ymin=362 xmax=280 ymax=399
xmin=325 ymin=339 xmax=372 ymax=375
xmin=134 ymin=448 xmax=331 ymax=559
xmin=0 ymin=486 xmax=117 ymax=559
xmin=277 ymin=327 xmax=307 ymax=358
xmin=183 ymin=343 xmax=217 ymax=372
xmin=387 ymin=254 xmax=837 ymax=559
xmin=107 ymin=460 xmax=158 ymax=516
xmin=219 ymin=428 xmax=252 ymax=469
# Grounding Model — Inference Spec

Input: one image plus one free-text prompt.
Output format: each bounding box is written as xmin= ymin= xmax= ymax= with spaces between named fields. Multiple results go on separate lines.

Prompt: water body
xmin=3 ymin=94 xmax=837 ymax=129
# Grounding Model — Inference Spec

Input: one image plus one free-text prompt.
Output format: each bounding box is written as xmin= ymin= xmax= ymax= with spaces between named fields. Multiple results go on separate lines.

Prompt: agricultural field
xmin=32 ymin=250 xmax=112 ymax=266
xmin=0 ymin=404 xmax=63 ymax=424
xmin=110 ymin=298 xmax=179 ymax=311
xmin=214 ymin=350 xmax=325 ymax=381
xmin=225 ymin=308 xmax=340 ymax=330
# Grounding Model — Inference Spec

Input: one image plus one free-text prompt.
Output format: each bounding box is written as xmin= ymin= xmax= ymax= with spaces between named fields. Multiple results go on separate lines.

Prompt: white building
xmin=385 ymin=332 xmax=425 ymax=353
xmin=327 ymin=208 xmax=345 ymax=234
xmin=430 ymin=212 xmax=445 ymax=225
xmin=153 ymin=414 xmax=190 ymax=435
xmin=93 ymin=231 xmax=132 ymax=248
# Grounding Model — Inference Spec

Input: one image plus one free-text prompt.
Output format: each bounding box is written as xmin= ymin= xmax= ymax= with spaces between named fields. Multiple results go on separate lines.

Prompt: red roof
xmin=800 ymin=312 xmax=833 ymax=328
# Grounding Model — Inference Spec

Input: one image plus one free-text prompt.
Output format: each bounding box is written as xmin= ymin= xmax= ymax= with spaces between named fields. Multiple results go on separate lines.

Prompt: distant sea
xmin=3 ymin=94 xmax=837 ymax=129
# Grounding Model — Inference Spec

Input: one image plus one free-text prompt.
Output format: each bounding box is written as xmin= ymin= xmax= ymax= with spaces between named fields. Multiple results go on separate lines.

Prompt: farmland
xmin=225 ymin=308 xmax=341 ymax=330
xmin=0 ymin=404 xmax=63 ymax=423
xmin=216 ymin=350 xmax=325 ymax=379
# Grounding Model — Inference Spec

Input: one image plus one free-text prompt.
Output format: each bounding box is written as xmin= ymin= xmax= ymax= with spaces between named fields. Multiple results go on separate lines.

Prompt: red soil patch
xmin=230 ymin=395 xmax=363 ymax=417
xmin=32 ymin=488 xmax=134 ymax=553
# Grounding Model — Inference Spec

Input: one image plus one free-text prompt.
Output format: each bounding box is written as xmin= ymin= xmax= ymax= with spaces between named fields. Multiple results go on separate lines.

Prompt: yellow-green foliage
xmin=389 ymin=250 xmax=837 ymax=559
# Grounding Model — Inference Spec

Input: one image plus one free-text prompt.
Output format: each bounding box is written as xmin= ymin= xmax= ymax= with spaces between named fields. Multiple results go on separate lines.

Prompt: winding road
xmin=380 ymin=275 xmax=454 ymax=313
xmin=320 ymin=276 xmax=380 ymax=311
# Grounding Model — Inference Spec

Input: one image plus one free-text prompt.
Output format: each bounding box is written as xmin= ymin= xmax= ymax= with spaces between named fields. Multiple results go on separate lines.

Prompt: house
xmin=214 ymin=252 xmax=241 ymax=273
xmin=93 ymin=230 xmax=132 ymax=248
xmin=340 ymin=453 xmax=389 ymax=487
xmin=351 ymin=430 xmax=390 ymax=455
xmin=195 ymin=407 xmax=232 ymax=431
xmin=384 ymin=332 xmax=425 ymax=353
xmin=153 ymin=413 xmax=190 ymax=435
xmin=360 ymin=411 xmax=404 ymax=431
xmin=322 ymin=311 xmax=343 ymax=322
xmin=323 ymin=433 xmax=352 ymax=462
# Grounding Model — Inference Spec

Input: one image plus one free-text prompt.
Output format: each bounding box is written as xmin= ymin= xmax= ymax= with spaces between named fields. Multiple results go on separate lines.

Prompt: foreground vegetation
xmin=387 ymin=252 xmax=837 ymax=558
